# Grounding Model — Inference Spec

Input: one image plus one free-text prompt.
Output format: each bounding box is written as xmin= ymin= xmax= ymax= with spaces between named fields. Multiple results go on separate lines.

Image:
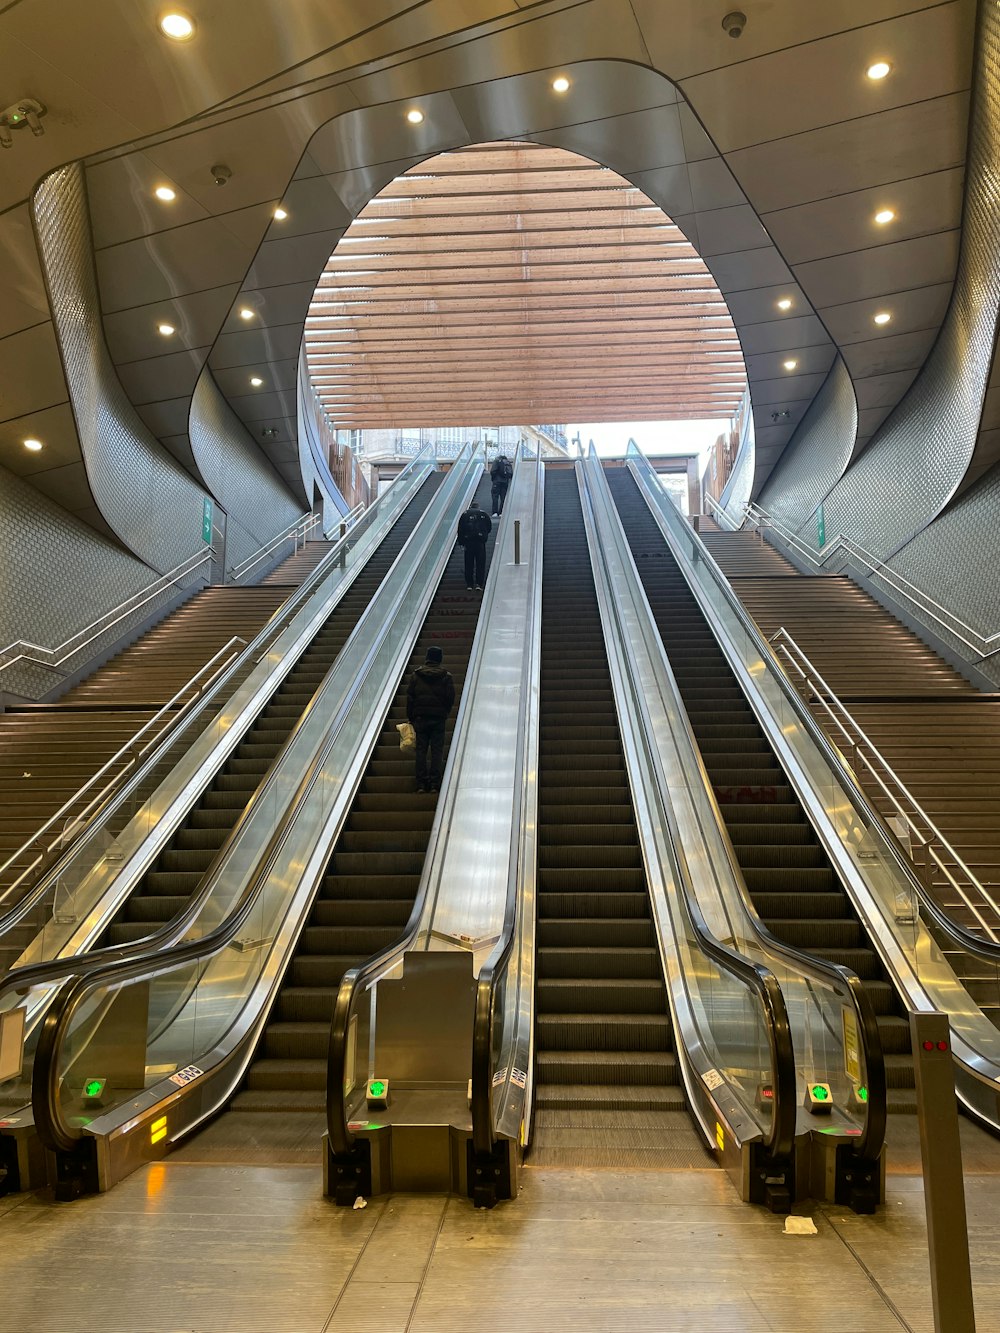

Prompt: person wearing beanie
xmin=405 ymin=644 xmax=456 ymax=793
xmin=456 ymin=499 xmax=492 ymax=592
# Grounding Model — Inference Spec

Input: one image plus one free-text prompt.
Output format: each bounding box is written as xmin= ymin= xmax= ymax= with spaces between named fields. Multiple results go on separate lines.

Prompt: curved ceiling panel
xmin=304 ymin=142 xmax=747 ymax=429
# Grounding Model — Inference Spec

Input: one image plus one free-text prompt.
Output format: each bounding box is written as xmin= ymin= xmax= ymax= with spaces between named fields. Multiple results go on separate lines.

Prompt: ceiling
xmin=304 ymin=142 xmax=748 ymax=429
xmin=0 ymin=0 xmax=983 ymax=518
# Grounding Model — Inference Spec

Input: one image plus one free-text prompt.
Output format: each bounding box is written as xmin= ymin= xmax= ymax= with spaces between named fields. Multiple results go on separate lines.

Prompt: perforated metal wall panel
xmin=792 ymin=0 xmax=1000 ymax=560
xmin=756 ymin=357 xmax=857 ymax=533
xmin=0 ymin=462 xmax=157 ymax=698
xmin=882 ymin=458 xmax=1000 ymax=686
xmin=189 ymin=371 xmax=305 ymax=571
xmin=719 ymin=413 xmax=754 ymax=522
xmin=33 ymin=164 xmax=209 ymax=575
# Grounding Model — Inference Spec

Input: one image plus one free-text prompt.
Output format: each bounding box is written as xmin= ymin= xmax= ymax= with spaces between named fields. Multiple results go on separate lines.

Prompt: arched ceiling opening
xmin=304 ymin=142 xmax=747 ymax=430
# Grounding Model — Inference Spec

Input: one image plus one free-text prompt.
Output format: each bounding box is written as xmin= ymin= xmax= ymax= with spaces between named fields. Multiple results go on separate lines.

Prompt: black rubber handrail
xmin=34 ymin=450 xmax=476 ymax=1159
xmin=471 ymin=457 xmax=800 ymax=1174
xmin=2 ymin=467 xmax=439 ymax=1008
xmin=0 ymin=454 xmax=431 ymax=949
xmin=628 ymin=448 xmax=1000 ymax=975
xmin=32 ymin=578 xmax=422 ymax=1155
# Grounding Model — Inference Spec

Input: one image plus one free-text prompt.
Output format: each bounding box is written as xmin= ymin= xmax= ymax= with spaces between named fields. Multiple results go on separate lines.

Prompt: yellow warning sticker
xmin=715 ymin=1122 xmax=725 ymax=1152
xmin=842 ymin=1006 xmax=861 ymax=1084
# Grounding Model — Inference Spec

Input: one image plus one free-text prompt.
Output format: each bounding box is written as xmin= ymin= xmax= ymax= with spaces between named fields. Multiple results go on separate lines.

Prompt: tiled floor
xmin=1 ymin=1124 xmax=999 ymax=1333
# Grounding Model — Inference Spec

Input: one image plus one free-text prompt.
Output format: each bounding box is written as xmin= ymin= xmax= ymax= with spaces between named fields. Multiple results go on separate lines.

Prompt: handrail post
xmin=909 ymin=1011 xmax=977 ymax=1333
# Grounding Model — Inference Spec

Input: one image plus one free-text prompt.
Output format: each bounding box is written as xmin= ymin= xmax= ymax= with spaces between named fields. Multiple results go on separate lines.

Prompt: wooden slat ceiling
xmin=305 ymin=142 xmax=747 ymax=429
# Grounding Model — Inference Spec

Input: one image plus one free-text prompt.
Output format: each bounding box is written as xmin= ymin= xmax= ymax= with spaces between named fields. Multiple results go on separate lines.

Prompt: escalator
xmin=98 ymin=476 xmax=443 ymax=949
xmin=222 ymin=475 xmax=498 ymax=1122
xmin=531 ymin=472 xmax=694 ymax=1167
xmin=608 ymin=468 xmax=915 ymax=1111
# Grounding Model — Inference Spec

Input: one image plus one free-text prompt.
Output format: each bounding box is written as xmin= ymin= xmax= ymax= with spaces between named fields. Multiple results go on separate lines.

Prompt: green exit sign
xmin=202 ymin=497 xmax=213 ymax=543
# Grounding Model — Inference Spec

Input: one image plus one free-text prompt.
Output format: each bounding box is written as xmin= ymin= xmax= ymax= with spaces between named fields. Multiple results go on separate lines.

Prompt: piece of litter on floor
xmin=783 ymin=1216 xmax=817 ymax=1235
xmin=353 ymin=1196 xmax=368 ymax=1210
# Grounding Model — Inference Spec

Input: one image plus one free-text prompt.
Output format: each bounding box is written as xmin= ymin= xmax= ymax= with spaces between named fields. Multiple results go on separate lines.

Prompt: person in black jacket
xmin=456 ymin=500 xmax=492 ymax=591
xmin=406 ymin=645 xmax=456 ymax=792
xmin=490 ymin=454 xmax=513 ymax=516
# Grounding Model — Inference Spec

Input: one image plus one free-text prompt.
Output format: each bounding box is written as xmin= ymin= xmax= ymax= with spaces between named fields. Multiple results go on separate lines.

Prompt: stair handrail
xmin=0 ymin=636 xmax=246 ymax=907
xmin=0 ymin=446 xmax=437 ymax=948
xmin=226 ymin=510 xmax=320 ymax=582
xmin=744 ymin=502 xmax=1000 ymax=662
xmin=770 ymin=627 xmax=1000 ymax=942
xmin=703 ymin=493 xmax=742 ymax=532
xmin=0 ymin=546 xmax=215 ymax=687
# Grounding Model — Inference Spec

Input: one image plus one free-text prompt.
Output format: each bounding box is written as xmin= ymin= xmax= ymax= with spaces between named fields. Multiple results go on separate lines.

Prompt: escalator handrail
xmin=612 ymin=473 xmax=887 ymax=1162
xmin=627 ymin=445 xmax=1000 ymax=973
xmin=579 ymin=453 xmax=797 ymax=1165
xmin=0 ymin=447 xmax=436 ymax=952
xmin=469 ymin=455 xmax=544 ymax=1158
xmin=326 ymin=449 xmax=508 ymax=1158
xmin=32 ymin=448 xmax=477 ymax=1155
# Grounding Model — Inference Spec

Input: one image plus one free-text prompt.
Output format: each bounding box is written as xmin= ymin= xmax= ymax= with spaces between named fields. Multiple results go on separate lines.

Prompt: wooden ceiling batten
xmin=305 ymin=141 xmax=747 ymax=427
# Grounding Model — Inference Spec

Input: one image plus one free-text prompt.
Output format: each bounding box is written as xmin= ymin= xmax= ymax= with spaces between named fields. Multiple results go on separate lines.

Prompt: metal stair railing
xmin=771 ymin=627 xmax=1000 ymax=943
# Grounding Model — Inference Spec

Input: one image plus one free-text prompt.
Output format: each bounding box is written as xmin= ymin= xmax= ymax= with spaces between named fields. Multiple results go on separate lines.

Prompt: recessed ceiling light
xmin=874 ymin=208 xmax=895 ymax=225
xmin=783 ymin=359 xmax=798 ymax=371
xmin=157 ymin=322 xmax=175 ymax=336
xmin=873 ymin=311 xmax=892 ymax=325
xmin=159 ymin=12 xmax=196 ymax=40
xmin=239 ymin=308 xmax=255 ymax=321
xmin=866 ymin=61 xmax=891 ymax=80
xmin=405 ymin=109 xmax=424 ymax=125
xmin=250 ymin=376 xmax=264 ymax=387
xmin=552 ymin=76 xmax=570 ymax=93
xmin=23 ymin=437 xmax=43 ymax=452
xmin=273 ymin=206 xmax=288 ymax=220
xmin=154 ymin=186 xmax=176 ymax=201
xmin=776 ymin=298 xmax=793 ymax=311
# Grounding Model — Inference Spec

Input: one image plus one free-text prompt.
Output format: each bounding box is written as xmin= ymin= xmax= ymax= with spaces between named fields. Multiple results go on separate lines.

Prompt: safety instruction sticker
xmin=702 ymin=1068 xmax=726 ymax=1092
xmin=510 ymin=1068 xmax=527 ymax=1090
xmin=168 ymin=1064 xmax=204 ymax=1088
xmin=492 ymin=1068 xmax=507 ymax=1087
xmin=842 ymin=1008 xmax=861 ymax=1085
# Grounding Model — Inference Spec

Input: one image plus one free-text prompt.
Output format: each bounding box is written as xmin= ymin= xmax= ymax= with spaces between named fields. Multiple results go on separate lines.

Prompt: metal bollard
xmin=909 ymin=1010 xmax=977 ymax=1333
xmin=514 ymin=520 xmax=521 ymax=565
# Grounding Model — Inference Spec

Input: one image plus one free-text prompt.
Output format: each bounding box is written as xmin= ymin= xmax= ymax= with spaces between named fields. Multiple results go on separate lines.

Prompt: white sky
xmin=567 ymin=420 xmax=730 ymax=465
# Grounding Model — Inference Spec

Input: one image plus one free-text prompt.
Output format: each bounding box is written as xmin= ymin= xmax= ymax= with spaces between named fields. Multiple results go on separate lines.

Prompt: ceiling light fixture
xmin=783 ymin=359 xmax=798 ymax=371
xmin=239 ymin=308 xmax=255 ymax=320
xmin=154 ymin=185 xmax=176 ymax=201
xmin=776 ymin=298 xmax=793 ymax=311
xmin=866 ymin=60 xmax=891 ymax=80
xmin=250 ymin=376 xmax=264 ymax=387
xmin=23 ymin=437 xmax=43 ymax=452
xmin=157 ymin=322 xmax=175 ymax=336
xmin=406 ymin=109 xmax=424 ymax=125
xmin=873 ymin=311 xmax=892 ymax=325
xmin=874 ymin=208 xmax=895 ymax=225
xmin=159 ymin=12 xmax=196 ymax=40
xmin=551 ymin=76 xmax=570 ymax=93
xmin=273 ymin=206 xmax=288 ymax=220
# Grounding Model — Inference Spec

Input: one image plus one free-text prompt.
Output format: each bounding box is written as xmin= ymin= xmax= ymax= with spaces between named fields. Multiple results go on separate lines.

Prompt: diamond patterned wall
xmin=33 ymin=163 xmax=209 ymax=575
xmin=0 ymin=461 xmax=157 ymax=698
xmin=756 ymin=356 xmax=857 ymax=533
xmin=189 ymin=370 xmax=305 ymax=572
xmin=781 ymin=0 xmax=1000 ymax=560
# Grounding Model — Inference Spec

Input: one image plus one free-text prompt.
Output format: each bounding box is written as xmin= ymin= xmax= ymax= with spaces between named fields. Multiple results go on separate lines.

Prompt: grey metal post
xmin=909 ymin=1011 xmax=976 ymax=1333
xmin=514 ymin=520 xmax=521 ymax=565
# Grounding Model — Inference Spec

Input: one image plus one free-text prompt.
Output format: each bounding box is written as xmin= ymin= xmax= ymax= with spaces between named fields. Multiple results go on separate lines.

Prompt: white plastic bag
xmin=397 ymin=721 xmax=416 ymax=754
